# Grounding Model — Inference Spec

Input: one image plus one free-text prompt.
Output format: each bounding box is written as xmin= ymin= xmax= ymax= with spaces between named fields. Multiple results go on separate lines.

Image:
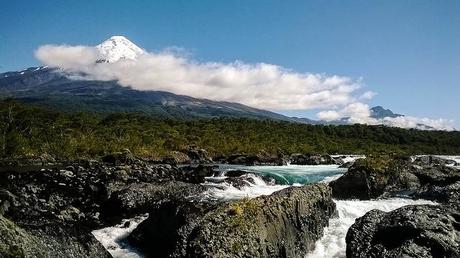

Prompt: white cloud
xmin=35 ymin=44 xmax=364 ymax=110
xmin=380 ymin=116 xmax=455 ymax=131
xmin=317 ymin=110 xmax=341 ymax=121
xmin=35 ymin=45 xmax=98 ymax=69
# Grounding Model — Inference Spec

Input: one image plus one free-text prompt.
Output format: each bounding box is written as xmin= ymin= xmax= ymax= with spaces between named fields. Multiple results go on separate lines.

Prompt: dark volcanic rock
xmin=330 ymin=156 xmax=460 ymax=203
xmin=227 ymin=152 xmax=287 ymax=166
xmin=185 ymin=146 xmax=213 ymax=163
xmin=330 ymin=157 xmax=397 ymax=199
xmin=411 ymin=165 xmax=460 ymax=186
xmin=128 ymin=199 xmax=219 ymax=258
xmin=224 ymin=170 xmax=249 ymax=177
xmin=415 ymin=181 xmax=460 ymax=204
xmin=413 ymin=155 xmax=457 ymax=166
xmin=290 ymin=154 xmax=335 ymax=165
xmin=178 ymin=165 xmax=218 ymax=183
xmin=101 ymin=149 xmax=136 ymax=165
xmin=346 ymin=205 xmax=460 ymax=258
xmin=163 ymin=151 xmax=191 ymax=165
xmin=129 ymin=184 xmax=336 ymax=258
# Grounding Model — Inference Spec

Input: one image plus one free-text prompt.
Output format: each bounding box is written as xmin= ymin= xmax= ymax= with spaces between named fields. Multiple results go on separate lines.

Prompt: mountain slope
xmin=0 ymin=67 xmax=303 ymax=121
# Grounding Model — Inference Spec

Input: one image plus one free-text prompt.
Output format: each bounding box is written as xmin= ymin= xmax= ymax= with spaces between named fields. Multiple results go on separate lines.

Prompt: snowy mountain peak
xmin=96 ymin=36 xmax=145 ymax=63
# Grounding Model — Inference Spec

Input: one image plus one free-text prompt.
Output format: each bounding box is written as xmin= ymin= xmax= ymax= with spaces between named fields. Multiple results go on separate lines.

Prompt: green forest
xmin=1 ymin=99 xmax=460 ymax=160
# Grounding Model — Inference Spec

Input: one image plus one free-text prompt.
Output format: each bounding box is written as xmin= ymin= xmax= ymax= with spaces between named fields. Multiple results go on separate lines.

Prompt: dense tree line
xmin=1 ymin=100 xmax=460 ymax=159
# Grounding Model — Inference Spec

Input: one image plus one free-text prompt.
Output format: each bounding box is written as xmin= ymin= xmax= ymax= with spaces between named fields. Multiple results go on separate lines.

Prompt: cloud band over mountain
xmin=35 ymin=39 xmax=454 ymax=130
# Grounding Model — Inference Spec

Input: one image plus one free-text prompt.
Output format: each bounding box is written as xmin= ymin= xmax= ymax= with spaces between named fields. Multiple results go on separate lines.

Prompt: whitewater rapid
xmin=92 ymin=159 xmax=444 ymax=258
xmin=92 ymin=214 xmax=148 ymax=258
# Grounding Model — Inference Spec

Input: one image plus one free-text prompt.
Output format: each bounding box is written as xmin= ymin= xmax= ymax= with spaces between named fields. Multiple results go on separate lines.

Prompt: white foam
xmin=305 ymin=198 xmax=437 ymax=258
xmin=330 ymin=155 xmax=365 ymax=164
xmin=202 ymin=164 xmax=347 ymax=200
xmin=202 ymin=173 xmax=289 ymax=200
xmin=92 ymin=214 xmax=148 ymax=258
xmin=320 ymin=174 xmax=343 ymax=183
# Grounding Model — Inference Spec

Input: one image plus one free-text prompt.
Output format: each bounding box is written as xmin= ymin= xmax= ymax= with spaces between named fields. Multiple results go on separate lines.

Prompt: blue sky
xmin=1 ymin=1 xmax=459 ymax=126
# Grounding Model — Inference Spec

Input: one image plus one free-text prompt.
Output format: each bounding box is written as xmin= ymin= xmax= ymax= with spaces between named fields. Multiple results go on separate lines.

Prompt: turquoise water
xmin=218 ymin=164 xmax=347 ymax=185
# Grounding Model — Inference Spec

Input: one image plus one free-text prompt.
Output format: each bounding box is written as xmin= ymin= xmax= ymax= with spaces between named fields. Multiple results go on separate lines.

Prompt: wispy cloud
xmin=35 ymin=44 xmax=364 ymax=110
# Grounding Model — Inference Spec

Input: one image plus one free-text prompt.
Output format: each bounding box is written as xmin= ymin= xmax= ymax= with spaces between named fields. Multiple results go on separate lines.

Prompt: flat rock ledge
xmin=129 ymin=183 xmax=336 ymax=258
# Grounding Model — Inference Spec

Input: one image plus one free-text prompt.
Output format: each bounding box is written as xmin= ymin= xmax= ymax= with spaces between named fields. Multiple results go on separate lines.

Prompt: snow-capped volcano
xmin=96 ymin=36 xmax=145 ymax=63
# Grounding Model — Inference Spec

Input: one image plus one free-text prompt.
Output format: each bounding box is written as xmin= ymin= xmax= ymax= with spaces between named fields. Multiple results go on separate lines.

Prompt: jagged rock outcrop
xmin=346 ymin=204 xmax=460 ymax=258
xmin=128 ymin=184 xmax=336 ymax=258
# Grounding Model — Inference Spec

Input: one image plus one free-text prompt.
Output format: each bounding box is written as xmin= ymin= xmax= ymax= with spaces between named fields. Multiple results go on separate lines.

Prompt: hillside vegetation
xmin=1 ymin=100 xmax=460 ymax=159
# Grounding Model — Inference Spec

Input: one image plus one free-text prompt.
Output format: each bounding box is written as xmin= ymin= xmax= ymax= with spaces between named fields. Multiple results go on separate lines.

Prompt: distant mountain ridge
xmin=370 ymin=106 xmax=403 ymax=119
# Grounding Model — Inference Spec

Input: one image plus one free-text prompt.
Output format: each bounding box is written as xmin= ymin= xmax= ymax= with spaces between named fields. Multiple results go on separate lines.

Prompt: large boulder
xmin=330 ymin=156 xmax=399 ymax=199
xmin=102 ymin=181 xmax=208 ymax=221
xmin=346 ymin=204 xmax=460 ymax=258
xmin=129 ymin=184 xmax=336 ymax=257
